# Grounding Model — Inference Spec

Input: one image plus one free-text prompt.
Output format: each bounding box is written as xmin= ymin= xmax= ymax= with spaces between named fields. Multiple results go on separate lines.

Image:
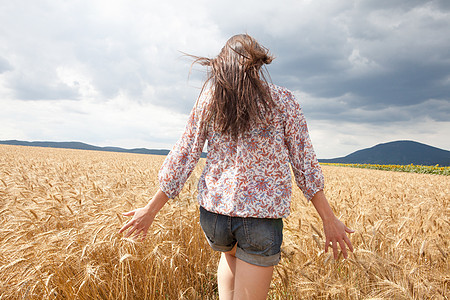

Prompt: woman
xmin=119 ymin=34 xmax=354 ymax=300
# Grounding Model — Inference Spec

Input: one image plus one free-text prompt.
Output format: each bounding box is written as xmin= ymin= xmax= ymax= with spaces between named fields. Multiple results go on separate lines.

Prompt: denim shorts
xmin=199 ymin=206 xmax=283 ymax=267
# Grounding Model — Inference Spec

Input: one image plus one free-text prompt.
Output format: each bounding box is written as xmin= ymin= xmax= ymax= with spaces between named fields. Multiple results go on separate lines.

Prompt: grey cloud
xmin=412 ymin=99 xmax=450 ymax=122
xmin=77 ymin=51 xmax=145 ymax=99
xmin=295 ymin=61 xmax=450 ymax=108
xmin=0 ymin=56 xmax=12 ymax=73
xmin=433 ymin=0 xmax=450 ymax=10
xmin=358 ymin=0 xmax=450 ymax=12
xmin=11 ymin=74 xmax=80 ymax=100
xmin=356 ymin=0 xmax=429 ymax=12
xmin=303 ymin=94 xmax=449 ymax=124
xmin=350 ymin=63 xmax=449 ymax=106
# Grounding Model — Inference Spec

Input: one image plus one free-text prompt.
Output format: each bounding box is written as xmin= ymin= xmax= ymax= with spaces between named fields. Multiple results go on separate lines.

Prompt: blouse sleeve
xmin=158 ymin=96 xmax=208 ymax=199
xmin=282 ymin=90 xmax=324 ymax=201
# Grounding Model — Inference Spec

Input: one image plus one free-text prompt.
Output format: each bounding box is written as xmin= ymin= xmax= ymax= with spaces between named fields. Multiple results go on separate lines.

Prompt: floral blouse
xmin=158 ymin=84 xmax=324 ymax=218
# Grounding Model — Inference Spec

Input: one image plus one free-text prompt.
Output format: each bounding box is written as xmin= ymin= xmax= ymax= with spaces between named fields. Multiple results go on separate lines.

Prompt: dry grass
xmin=0 ymin=144 xmax=448 ymax=299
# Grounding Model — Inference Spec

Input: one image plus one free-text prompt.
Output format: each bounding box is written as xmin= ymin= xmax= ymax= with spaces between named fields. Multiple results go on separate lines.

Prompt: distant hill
xmin=319 ymin=140 xmax=450 ymax=166
xmin=0 ymin=140 xmax=173 ymax=156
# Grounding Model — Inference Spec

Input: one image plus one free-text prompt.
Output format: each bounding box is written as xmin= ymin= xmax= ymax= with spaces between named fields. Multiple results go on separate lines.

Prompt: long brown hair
xmin=192 ymin=34 xmax=275 ymax=139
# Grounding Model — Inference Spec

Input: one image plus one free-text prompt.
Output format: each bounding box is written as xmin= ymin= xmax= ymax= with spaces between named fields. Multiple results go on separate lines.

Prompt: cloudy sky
xmin=1 ymin=0 xmax=449 ymax=158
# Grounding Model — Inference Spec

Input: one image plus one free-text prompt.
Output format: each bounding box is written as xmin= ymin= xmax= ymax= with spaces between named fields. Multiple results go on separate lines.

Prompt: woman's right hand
xmin=119 ymin=206 xmax=156 ymax=240
xmin=118 ymin=189 xmax=169 ymax=240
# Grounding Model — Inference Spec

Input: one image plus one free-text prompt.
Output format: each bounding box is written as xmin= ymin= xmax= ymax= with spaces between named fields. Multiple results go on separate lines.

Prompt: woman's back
xmin=158 ymin=83 xmax=324 ymax=218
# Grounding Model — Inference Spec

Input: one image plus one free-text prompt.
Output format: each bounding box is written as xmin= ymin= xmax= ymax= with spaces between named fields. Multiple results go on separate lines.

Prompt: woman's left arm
xmin=311 ymin=190 xmax=354 ymax=259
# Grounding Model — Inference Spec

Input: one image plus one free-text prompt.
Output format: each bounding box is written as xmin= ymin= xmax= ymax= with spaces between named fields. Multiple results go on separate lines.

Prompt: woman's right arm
xmin=158 ymin=94 xmax=208 ymax=199
xmin=119 ymin=92 xmax=209 ymax=239
xmin=118 ymin=101 xmax=206 ymax=239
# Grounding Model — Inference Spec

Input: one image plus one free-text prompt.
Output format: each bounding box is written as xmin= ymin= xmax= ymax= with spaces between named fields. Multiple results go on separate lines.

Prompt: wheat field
xmin=0 ymin=144 xmax=448 ymax=299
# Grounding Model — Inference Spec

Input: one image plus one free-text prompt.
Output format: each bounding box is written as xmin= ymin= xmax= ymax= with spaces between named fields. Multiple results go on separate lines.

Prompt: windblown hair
xmin=192 ymin=34 xmax=275 ymax=139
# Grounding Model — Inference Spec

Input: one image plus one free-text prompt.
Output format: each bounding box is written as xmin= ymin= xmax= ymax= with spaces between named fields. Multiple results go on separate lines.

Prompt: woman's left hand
xmin=311 ymin=191 xmax=355 ymax=259
xmin=322 ymin=216 xmax=354 ymax=259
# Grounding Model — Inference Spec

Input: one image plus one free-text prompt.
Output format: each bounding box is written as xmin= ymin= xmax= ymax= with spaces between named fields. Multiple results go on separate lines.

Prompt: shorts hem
xmin=235 ymin=247 xmax=281 ymax=267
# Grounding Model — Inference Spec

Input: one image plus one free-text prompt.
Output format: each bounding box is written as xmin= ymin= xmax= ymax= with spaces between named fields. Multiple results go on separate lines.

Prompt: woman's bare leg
xmin=217 ymin=244 xmax=274 ymax=300
xmin=233 ymin=259 xmax=274 ymax=300
xmin=217 ymin=246 xmax=237 ymax=300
